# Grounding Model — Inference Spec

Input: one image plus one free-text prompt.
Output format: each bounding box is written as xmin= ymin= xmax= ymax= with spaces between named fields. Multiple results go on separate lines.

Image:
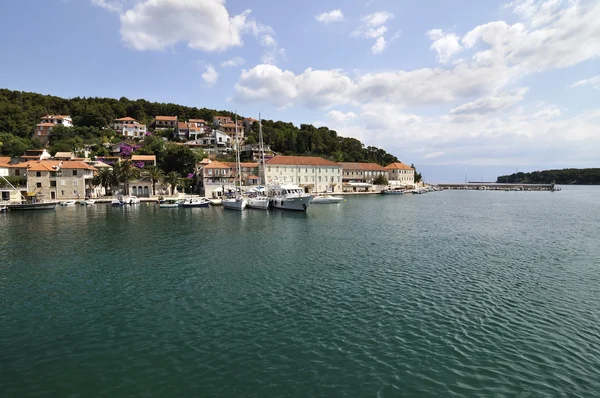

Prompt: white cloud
xmin=91 ymin=0 xmax=124 ymax=13
xmin=328 ymin=110 xmax=357 ymax=122
xmin=202 ymin=64 xmax=219 ymax=86
xmin=448 ymin=88 xmax=529 ymax=116
xmin=220 ymin=56 xmax=245 ymax=68
xmin=427 ymin=29 xmax=462 ymax=64
xmin=315 ymin=9 xmax=344 ymax=24
xmin=352 ymin=11 xmax=394 ymax=54
xmin=569 ymin=75 xmax=600 ymax=89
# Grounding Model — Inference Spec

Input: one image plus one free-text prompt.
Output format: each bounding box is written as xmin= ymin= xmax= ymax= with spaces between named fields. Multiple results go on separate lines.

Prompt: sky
xmin=1 ymin=0 xmax=599 ymax=182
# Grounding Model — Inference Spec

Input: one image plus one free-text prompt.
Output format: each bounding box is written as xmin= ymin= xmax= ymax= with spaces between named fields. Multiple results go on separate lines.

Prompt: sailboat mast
xmin=258 ymin=113 xmax=266 ymax=189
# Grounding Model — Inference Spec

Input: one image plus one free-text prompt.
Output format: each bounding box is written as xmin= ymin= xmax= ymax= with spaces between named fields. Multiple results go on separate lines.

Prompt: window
xmin=72 ymin=170 xmax=77 ymax=176
xmin=73 ymin=181 xmax=78 ymax=186
xmin=61 ymin=180 xmax=66 ymax=186
xmin=208 ymin=169 xmax=213 ymax=176
xmin=50 ymin=181 xmax=56 ymax=187
xmin=15 ymin=170 xmax=20 ymax=176
xmin=36 ymin=182 xmax=42 ymax=188
xmin=74 ymin=190 xmax=78 ymax=195
xmin=61 ymin=190 xmax=64 ymax=196
xmin=36 ymin=172 xmax=41 ymax=177
xmin=50 ymin=171 xmax=56 ymax=177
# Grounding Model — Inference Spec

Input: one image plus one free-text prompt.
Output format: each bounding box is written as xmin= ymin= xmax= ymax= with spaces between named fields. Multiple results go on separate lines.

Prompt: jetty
xmin=436 ymin=182 xmax=557 ymax=191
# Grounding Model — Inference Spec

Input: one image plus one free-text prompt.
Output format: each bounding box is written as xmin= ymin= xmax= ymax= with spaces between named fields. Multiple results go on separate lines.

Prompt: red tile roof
xmin=248 ymin=175 xmax=260 ymax=179
xmin=178 ymin=122 xmax=188 ymax=130
xmin=188 ymin=119 xmax=206 ymax=124
xmin=42 ymin=115 xmax=70 ymax=119
xmin=155 ymin=115 xmax=178 ymax=121
xmin=131 ymin=155 xmax=156 ymax=161
xmin=27 ymin=161 xmax=62 ymax=171
xmin=384 ymin=162 xmax=414 ymax=170
xmin=0 ymin=156 xmax=10 ymax=164
xmin=266 ymin=155 xmax=340 ymax=166
xmin=58 ymin=161 xmax=97 ymax=170
xmin=223 ymin=162 xmax=258 ymax=168
xmin=115 ymin=117 xmax=136 ymax=121
xmin=204 ymin=161 xmax=231 ymax=169
xmin=37 ymin=123 xmax=55 ymax=127
xmin=338 ymin=162 xmax=386 ymax=171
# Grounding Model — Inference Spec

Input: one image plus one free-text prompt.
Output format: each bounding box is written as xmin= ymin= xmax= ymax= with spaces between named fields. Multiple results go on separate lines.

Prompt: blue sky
xmin=1 ymin=0 xmax=599 ymax=181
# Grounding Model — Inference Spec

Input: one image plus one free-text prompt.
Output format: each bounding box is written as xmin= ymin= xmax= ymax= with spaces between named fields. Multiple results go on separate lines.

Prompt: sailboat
xmin=223 ymin=114 xmax=248 ymax=211
xmin=246 ymin=113 xmax=270 ymax=210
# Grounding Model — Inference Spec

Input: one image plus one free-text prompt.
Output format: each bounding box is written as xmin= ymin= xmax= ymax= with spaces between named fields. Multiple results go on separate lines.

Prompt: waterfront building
xmin=338 ymin=162 xmax=389 ymax=192
xmin=223 ymin=162 xmax=259 ymax=185
xmin=23 ymin=160 xmax=96 ymax=201
xmin=263 ymin=156 xmax=343 ymax=193
xmin=154 ymin=115 xmax=178 ymax=129
xmin=385 ymin=162 xmax=415 ymax=186
xmin=201 ymin=160 xmax=234 ymax=197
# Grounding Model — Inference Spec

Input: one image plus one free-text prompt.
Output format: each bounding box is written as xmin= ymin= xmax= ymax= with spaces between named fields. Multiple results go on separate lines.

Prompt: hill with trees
xmin=497 ymin=169 xmax=600 ymax=184
xmin=0 ymin=88 xmax=399 ymax=167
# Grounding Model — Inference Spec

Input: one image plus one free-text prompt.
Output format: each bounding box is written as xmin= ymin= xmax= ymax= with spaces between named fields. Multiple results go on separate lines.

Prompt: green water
xmin=1 ymin=188 xmax=600 ymax=397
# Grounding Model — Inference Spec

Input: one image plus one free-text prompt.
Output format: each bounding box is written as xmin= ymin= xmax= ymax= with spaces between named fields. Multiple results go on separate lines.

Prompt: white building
xmin=40 ymin=115 xmax=73 ymax=127
xmin=384 ymin=162 xmax=415 ymax=186
xmin=113 ymin=117 xmax=147 ymax=137
xmin=262 ymin=155 xmax=342 ymax=193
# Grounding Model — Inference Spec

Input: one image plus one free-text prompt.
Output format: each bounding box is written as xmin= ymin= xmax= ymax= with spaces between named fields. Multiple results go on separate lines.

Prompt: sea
xmin=1 ymin=187 xmax=599 ymax=397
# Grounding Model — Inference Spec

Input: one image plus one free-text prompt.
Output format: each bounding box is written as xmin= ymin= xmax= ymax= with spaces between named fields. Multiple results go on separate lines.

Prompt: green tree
xmin=162 ymin=143 xmax=198 ymax=175
xmin=162 ymin=171 xmax=183 ymax=195
xmin=145 ymin=166 xmax=164 ymax=196
xmin=411 ymin=163 xmax=422 ymax=183
xmin=373 ymin=174 xmax=389 ymax=185
xmin=92 ymin=167 xmax=118 ymax=196
xmin=113 ymin=160 xmax=141 ymax=195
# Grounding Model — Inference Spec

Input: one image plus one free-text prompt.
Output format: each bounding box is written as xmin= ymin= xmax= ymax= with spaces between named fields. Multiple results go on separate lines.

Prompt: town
xmin=0 ymin=113 xmax=418 ymax=208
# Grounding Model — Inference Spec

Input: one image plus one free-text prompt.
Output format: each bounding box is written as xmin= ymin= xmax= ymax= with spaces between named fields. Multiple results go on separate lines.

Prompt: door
xmin=51 ymin=191 xmax=56 ymax=200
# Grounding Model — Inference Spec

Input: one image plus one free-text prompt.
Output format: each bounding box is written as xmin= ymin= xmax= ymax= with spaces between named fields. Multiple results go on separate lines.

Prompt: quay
xmin=436 ymin=182 xmax=557 ymax=191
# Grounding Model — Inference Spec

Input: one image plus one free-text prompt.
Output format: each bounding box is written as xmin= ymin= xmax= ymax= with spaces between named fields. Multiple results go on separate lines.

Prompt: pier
xmin=436 ymin=182 xmax=557 ymax=191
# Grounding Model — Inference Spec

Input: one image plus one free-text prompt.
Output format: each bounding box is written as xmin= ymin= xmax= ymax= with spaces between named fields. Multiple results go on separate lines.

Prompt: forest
xmin=0 ymin=88 xmax=400 ymax=167
xmin=497 ymin=169 xmax=600 ymax=184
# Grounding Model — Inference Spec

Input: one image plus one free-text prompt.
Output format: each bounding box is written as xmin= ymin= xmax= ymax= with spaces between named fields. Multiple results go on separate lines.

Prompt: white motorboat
xmin=122 ymin=195 xmax=141 ymax=204
xmin=59 ymin=200 xmax=76 ymax=206
xmin=80 ymin=199 xmax=96 ymax=205
xmin=223 ymin=196 xmax=247 ymax=210
xmin=180 ymin=198 xmax=210 ymax=208
xmin=111 ymin=198 xmax=124 ymax=206
xmin=246 ymin=195 xmax=270 ymax=209
xmin=159 ymin=199 xmax=180 ymax=208
xmin=381 ymin=188 xmax=405 ymax=195
xmin=312 ymin=194 xmax=344 ymax=204
xmin=208 ymin=198 xmax=223 ymax=206
xmin=269 ymin=184 xmax=314 ymax=211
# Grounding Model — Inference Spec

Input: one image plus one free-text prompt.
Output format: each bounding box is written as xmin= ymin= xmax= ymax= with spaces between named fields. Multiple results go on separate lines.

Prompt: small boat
xmin=7 ymin=201 xmax=58 ymax=211
xmin=312 ymin=194 xmax=344 ymax=204
xmin=180 ymin=198 xmax=210 ymax=208
xmin=122 ymin=195 xmax=141 ymax=204
xmin=223 ymin=196 xmax=247 ymax=211
xmin=59 ymin=200 xmax=76 ymax=206
xmin=80 ymin=199 xmax=96 ymax=206
xmin=208 ymin=198 xmax=223 ymax=206
xmin=0 ymin=204 xmax=7 ymax=213
xmin=246 ymin=195 xmax=270 ymax=209
xmin=381 ymin=188 xmax=405 ymax=195
xmin=159 ymin=199 xmax=180 ymax=208
xmin=111 ymin=199 xmax=125 ymax=206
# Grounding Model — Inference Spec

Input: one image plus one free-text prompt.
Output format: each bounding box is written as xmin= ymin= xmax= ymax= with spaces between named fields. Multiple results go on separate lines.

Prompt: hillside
xmin=0 ymin=88 xmax=398 ymax=166
xmin=497 ymin=169 xmax=600 ymax=185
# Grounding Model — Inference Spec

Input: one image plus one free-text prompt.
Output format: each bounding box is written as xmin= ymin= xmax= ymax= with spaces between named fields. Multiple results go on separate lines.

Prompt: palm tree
xmin=146 ymin=166 xmax=164 ymax=196
xmin=93 ymin=167 xmax=118 ymax=196
xmin=113 ymin=160 xmax=140 ymax=195
xmin=162 ymin=171 xmax=183 ymax=195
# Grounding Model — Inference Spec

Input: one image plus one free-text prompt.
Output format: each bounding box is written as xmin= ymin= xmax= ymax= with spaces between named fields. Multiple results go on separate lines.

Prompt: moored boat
xmin=159 ymin=199 xmax=180 ymax=208
xmin=7 ymin=201 xmax=58 ymax=211
xmin=381 ymin=188 xmax=405 ymax=195
xmin=223 ymin=196 xmax=247 ymax=211
xmin=59 ymin=200 xmax=76 ymax=206
xmin=80 ymin=199 xmax=96 ymax=206
xmin=312 ymin=194 xmax=344 ymax=204
xmin=180 ymin=198 xmax=210 ymax=208
xmin=269 ymin=183 xmax=314 ymax=211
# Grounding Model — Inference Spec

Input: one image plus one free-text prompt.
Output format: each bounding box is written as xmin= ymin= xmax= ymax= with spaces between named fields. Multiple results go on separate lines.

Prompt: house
xmin=338 ymin=162 xmax=388 ymax=192
xmin=263 ymin=156 xmax=342 ymax=193
xmin=243 ymin=117 xmax=259 ymax=133
xmin=240 ymin=143 xmax=275 ymax=162
xmin=187 ymin=130 xmax=233 ymax=155
xmin=201 ymin=161 xmax=234 ymax=197
xmin=114 ymin=117 xmax=147 ymax=137
xmin=213 ymin=115 xmax=233 ymax=126
xmin=40 ymin=115 xmax=73 ymax=127
xmin=188 ymin=119 xmax=207 ymax=141
xmin=177 ymin=121 xmax=189 ymax=140
xmin=154 ymin=115 xmax=178 ymax=129
xmin=0 ymin=158 xmax=10 ymax=177
xmin=131 ymin=155 xmax=157 ymax=168
xmin=34 ymin=123 xmax=55 ymax=141
xmin=223 ymin=162 xmax=259 ymax=185
xmin=24 ymin=160 xmax=96 ymax=201
xmin=53 ymin=152 xmax=75 ymax=160
xmin=219 ymin=123 xmax=240 ymax=138
xmin=384 ymin=162 xmax=415 ymax=186
xmin=19 ymin=149 xmax=52 ymax=162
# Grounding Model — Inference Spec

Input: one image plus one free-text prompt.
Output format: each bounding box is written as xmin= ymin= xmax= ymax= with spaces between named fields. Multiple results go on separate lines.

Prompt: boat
xmin=208 ymin=198 xmax=223 ymax=206
xmin=312 ymin=194 xmax=344 ymax=204
xmin=223 ymin=114 xmax=247 ymax=211
xmin=159 ymin=199 xmax=180 ymax=208
xmin=59 ymin=200 xmax=76 ymax=206
xmin=180 ymin=198 xmax=210 ymax=208
xmin=269 ymin=183 xmax=314 ymax=211
xmin=246 ymin=114 xmax=270 ymax=210
xmin=122 ymin=195 xmax=141 ymax=204
xmin=381 ymin=188 xmax=405 ymax=195
xmin=80 ymin=199 xmax=96 ymax=205
xmin=111 ymin=198 xmax=125 ymax=206
xmin=7 ymin=201 xmax=57 ymax=211
xmin=0 ymin=204 xmax=8 ymax=213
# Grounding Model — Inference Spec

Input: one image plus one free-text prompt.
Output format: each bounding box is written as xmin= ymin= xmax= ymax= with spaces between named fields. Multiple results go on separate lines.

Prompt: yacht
xmin=381 ymin=188 xmax=405 ymax=195
xmin=269 ymin=184 xmax=314 ymax=211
